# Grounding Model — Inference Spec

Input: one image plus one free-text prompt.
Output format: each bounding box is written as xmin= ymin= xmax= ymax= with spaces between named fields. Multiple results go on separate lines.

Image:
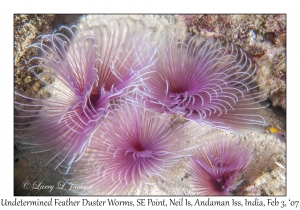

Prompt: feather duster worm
xmin=14 ymin=19 xmax=156 ymax=173
xmin=190 ymin=139 xmax=254 ymax=195
xmin=66 ymin=100 xmax=196 ymax=195
xmin=139 ymin=33 xmax=268 ymax=132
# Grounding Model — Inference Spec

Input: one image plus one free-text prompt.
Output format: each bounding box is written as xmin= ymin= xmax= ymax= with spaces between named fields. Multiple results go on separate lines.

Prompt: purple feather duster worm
xmin=140 ymin=33 xmax=268 ymax=132
xmin=66 ymin=99 xmax=193 ymax=195
xmin=190 ymin=139 xmax=254 ymax=195
xmin=14 ymin=19 xmax=156 ymax=173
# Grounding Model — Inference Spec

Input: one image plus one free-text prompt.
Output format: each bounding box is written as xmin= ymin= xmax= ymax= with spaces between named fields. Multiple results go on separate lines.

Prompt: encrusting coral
xmin=183 ymin=14 xmax=286 ymax=110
